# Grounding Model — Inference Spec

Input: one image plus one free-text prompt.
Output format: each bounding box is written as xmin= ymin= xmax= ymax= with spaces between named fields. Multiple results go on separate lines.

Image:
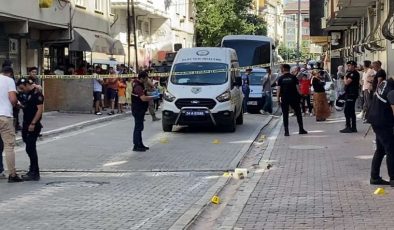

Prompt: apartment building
xmin=312 ymin=0 xmax=394 ymax=75
xmin=0 ymin=0 xmax=123 ymax=112
xmin=0 ymin=0 xmax=121 ymax=75
xmin=254 ymin=0 xmax=285 ymax=45
xmin=111 ymin=0 xmax=195 ymax=68
xmin=283 ymin=1 xmax=310 ymax=52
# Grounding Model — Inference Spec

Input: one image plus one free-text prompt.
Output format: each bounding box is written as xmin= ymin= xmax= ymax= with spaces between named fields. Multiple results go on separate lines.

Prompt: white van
xmin=162 ymin=47 xmax=244 ymax=132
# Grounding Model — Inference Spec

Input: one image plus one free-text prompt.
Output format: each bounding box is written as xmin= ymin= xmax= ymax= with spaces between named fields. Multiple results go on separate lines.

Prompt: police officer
xmin=367 ymin=78 xmax=394 ymax=185
xmin=131 ymin=71 xmax=155 ymax=152
xmin=16 ymin=78 xmax=44 ymax=181
xmin=340 ymin=61 xmax=360 ymax=133
xmin=277 ymin=64 xmax=308 ymax=136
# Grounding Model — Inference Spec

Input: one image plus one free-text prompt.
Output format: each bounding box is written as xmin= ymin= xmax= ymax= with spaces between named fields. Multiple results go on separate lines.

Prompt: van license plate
xmin=247 ymin=101 xmax=257 ymax=105
xmin=185 ymin=111 xmax=205 ymax=116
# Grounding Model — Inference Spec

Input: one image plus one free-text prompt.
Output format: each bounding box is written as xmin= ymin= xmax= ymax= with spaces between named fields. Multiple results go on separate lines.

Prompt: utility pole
xmin=131 ymin=0 xmax=139 ymax=71
xmin=127 ymin=0 xmax=131 ymax=68
xmin=296 ymin=0 xmax=301 ymax=63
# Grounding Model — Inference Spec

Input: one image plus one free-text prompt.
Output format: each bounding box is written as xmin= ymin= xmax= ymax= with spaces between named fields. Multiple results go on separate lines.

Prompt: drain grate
xmin=46 ymin=181 xmax=109 ymax=188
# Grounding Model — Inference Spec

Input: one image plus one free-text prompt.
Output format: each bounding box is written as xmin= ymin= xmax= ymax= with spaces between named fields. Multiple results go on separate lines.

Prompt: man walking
xmin=277 ymin=64 xmax=308 ymax=136
xmin=131 ymin=71 xmax=155 ymax=152
xmin=16 ymin=78 xmax=44 ymax=181
xmin=367 ymin=78 xmax=394 ymax=186
xmin=0 ymin=66 xmax=22 ymax=182
xmin=340 ymin=61 xmax=360 ymax=133
xmin=242 ymin=69 xmax=252 ymax=114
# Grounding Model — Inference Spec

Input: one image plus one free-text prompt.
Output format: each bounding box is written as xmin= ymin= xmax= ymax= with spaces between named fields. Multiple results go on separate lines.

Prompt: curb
xmin=15 ymin=112 xmax=131 ymax=145
xmin=169 ymin=116 xmax=274 ymax=230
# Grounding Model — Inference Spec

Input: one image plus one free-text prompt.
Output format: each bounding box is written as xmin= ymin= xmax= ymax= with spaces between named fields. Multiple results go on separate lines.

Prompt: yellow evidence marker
xmin=211 ymin=195 xmax=221 ymax=204
xmin=160 ymin=137 xmax=169 ymax=144
xmin=374 ymin=188 xmax=385 ymax=195
xmin=212 ymin=139 xmax=221 ymax=144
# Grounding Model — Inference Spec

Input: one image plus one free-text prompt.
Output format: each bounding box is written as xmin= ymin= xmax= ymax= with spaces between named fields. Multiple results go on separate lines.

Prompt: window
xmin=75 ymin=0 xmax=84 ymax=6
xmin=302 ymin=28 xmax=310 ymax=35
xmin=95 ymin=0 xmax=104 ymax=12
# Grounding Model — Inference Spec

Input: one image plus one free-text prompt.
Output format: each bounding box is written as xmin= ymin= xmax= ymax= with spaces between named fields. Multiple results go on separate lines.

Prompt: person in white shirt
xmin=92 ymin=66 xmax=103 ymax=115
xmin=360 ymin=60 xmax=375 ymax=120
xmin=0 ymin=66 xmax=23 ymax=182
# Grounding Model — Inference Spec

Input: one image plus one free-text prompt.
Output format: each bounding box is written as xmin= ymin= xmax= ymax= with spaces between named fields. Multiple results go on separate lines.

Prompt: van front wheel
xmin=236 ymin=109 xmax=244 ymax=125
xmin=162 ymin=121 xmax=173 ymax=132
xmin=225 ymin=115 xmax=236 ymax=132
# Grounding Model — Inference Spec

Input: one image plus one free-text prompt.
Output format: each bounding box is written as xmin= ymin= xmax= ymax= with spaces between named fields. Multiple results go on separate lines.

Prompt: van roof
xmin=222 ymin=35 xmax=274 ymax=44
xmin=175 ymin=47 xmax=236 ymax=63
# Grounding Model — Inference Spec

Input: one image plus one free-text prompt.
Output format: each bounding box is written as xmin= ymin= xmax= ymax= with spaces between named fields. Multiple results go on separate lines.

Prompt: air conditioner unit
xmin=321 ymin=17 xmax=327 ymax=29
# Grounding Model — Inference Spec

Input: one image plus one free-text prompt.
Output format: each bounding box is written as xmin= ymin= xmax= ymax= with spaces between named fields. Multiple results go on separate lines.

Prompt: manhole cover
xmin=46 ymin=181 xmax=109 ymax=188
xmin=289 ymin=145 xmax=325 ymax=150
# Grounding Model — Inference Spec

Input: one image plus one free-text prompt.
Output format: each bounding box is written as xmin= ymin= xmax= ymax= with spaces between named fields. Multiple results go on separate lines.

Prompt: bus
xmin=221 ymin=35 xmax=275 ymax=68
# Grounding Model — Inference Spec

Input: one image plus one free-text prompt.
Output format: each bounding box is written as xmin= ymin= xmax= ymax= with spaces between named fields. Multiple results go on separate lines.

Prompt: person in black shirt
xmin=340 ymin=61 xmax=360 ymax=133
xmin=131 ymin=71 xmax=155 ymax=152
xmin=16 ymin=78 xmax=44 ymax=181
xmin=366 ymin=78 xmax=394 ymax=186
xmin=277 ymin=64 xmax=308 ymax=136
xmin=372 ymin=61 xmax=386 ymax=92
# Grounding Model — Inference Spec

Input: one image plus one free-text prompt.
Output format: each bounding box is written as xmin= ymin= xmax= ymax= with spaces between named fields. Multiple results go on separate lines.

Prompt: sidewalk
xmin=15 ymin=111 xmax=130 ymax=144
xmin=223 ymin=113 xmax=394 ymax=229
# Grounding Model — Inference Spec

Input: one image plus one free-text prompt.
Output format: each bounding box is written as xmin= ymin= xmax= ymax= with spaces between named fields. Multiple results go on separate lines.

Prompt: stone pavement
xmin=0 ymin=172 xmax=218 ymax=230
xmin=15 ymin=111 xmax=130 ymax=144
xmin=217 ymin=113 xmax=394 ymax=229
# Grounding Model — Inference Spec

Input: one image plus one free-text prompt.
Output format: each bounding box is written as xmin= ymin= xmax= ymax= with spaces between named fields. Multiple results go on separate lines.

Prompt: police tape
xmin=17 ymin=62 xmax=297 ymax=80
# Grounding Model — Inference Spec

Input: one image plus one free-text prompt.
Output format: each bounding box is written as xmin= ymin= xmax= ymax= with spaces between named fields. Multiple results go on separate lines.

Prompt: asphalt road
xmin=0 ymin=113 xmax=271 ymax=229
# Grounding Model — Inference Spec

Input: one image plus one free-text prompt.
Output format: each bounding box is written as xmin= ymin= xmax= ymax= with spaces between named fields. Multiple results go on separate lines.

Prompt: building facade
xmin=254 ymin=0 xmax=285 ymax=46
xmin=283 ymin=1 xmax=311 ymax=53
xmin=0 ymin=0 xmax=123 ymax=112
xmin=111 ymin=0 xmax=195 ymax=69
xmin=313 ymin=0 xmax=394 ymax=75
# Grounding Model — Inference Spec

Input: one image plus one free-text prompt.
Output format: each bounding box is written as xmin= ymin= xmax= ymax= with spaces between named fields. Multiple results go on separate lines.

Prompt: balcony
xmin=325 ymin=0 xmax=375 ymax=30
xmin=111 ymin=0 xmax=168 ymax=18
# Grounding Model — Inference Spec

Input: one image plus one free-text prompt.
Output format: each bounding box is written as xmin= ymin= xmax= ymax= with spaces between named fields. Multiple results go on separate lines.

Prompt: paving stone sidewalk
xmin=15 ymin=111 xmax=130 ymax=142
xmin=234 ymin=114 xmax=394 ymax=229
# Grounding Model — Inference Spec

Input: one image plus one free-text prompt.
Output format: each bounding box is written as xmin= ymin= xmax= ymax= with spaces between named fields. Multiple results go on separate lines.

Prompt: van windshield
xmin=241 ymin=71 xmax=268 ymax=85
xmin=171 ymin=62 xmax=228 ymax=85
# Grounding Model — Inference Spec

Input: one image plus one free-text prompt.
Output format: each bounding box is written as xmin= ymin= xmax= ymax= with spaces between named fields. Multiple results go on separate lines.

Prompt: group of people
xmin=0 ymin=63 xmax=44 ymax=183
xmin=275 ymin=60 xmax=394 ymax=188
xmin=336 ymin=60 xmax=394 ymax=186
xmin=91 ymin=66 xmax=165 ymax=122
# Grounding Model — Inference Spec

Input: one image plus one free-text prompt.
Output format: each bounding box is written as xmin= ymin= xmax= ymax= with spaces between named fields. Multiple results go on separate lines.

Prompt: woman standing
xmin=312 ymin=71 xmax=330 ymax=122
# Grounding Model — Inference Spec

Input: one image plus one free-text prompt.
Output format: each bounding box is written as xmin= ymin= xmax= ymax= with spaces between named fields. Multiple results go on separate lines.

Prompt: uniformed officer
xmin=16 ymin=78 xmax=44 ymax=181
xmin=277 ymin=64 xmax=308 ymax=136
xmin=367 ymin=78 xmax=394 ymax=186
xmin=131 ymin=71 xmax=155 ymax=152
xmin=340 ymin=60 xmax=360 ymax=133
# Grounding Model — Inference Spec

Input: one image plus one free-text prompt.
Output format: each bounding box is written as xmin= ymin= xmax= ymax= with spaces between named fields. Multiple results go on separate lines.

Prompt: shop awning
xmin=70 ymin=28 xmax=125 ymax=55
xmin=111 ymin=40 xmax=125 ymax=56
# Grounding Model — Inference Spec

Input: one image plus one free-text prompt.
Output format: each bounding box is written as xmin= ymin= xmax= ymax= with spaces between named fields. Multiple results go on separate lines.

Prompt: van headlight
xmin=216 ymin=91 xmax=231 ymax=102
xmin=163 ymin=91 xmax=176 ymax=102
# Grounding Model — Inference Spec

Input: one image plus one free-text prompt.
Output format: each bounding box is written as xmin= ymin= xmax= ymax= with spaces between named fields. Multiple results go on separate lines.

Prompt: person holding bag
xmin=311 ymin=70 xmax=330 ymax=122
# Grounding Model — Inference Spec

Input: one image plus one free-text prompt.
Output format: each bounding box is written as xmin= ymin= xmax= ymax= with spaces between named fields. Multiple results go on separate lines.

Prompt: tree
xmin=195 ymin=0 xmax=267 ymax=46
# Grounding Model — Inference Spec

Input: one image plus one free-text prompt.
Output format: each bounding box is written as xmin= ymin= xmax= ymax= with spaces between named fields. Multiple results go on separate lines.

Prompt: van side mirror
xmin=234 ymin=77 xmax=242 ymax=87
